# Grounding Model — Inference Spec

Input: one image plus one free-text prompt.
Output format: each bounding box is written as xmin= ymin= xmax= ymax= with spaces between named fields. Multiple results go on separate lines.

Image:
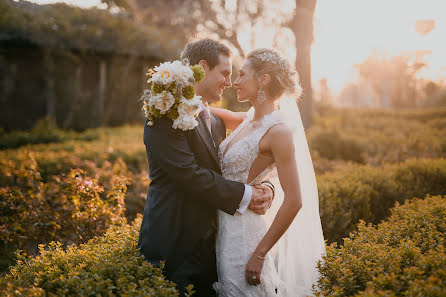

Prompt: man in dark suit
xmin=138 ymin=38 xmax=274 ymax=297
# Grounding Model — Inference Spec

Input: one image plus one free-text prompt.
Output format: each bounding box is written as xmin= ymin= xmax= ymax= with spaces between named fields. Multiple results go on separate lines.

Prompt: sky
xmin=29 ymin=0 xmax=446 ymax=94
xmin=312 ymin=0 xmax=446 ymax=93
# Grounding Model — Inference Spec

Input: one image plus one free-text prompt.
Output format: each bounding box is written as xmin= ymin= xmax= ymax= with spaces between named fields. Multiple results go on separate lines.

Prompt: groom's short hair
xmin=181 ymin=38 xmax=231 ymax=70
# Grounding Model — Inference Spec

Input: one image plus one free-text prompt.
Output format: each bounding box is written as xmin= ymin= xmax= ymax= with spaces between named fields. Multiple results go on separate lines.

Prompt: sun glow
xmin=312 ymin=0 xmax=446 ymax=93
xmin=29 ymin=0 xmax=446 ymax=96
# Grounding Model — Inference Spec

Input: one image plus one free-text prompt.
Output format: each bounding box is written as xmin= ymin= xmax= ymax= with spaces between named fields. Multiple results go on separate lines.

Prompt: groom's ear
xmin=199 ymin=60 xmax=209 ymax=71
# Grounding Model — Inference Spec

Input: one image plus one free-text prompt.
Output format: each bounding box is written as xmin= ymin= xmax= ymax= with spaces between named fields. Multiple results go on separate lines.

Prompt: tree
xmin=103 ymin=0 xmax=317 ymax=126
xmin=286 ymin=0 xmax=317 ymax=128
xmin=356 ymin=52 xmax=426 ymax=108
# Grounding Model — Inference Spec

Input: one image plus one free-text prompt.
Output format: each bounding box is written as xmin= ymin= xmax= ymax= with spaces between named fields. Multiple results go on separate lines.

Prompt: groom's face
xmin=196 ymin=54 xmax=232 ymax=103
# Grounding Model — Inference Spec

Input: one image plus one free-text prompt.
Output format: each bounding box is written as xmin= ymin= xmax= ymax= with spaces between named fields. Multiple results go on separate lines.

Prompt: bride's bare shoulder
xmin=265 ymin=122 xmax=294 ymax=148
xmin=268 ymin=122 xmax=293 ymax=137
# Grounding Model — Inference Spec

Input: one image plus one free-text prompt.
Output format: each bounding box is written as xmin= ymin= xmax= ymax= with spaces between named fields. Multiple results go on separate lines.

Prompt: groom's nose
xmin=224 ymin=77 xmax=231 ymax=87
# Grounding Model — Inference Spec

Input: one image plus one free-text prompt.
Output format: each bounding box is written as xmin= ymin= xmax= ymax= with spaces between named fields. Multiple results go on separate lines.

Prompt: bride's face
xmin=233 ymin=60 xmax=259 ymax=103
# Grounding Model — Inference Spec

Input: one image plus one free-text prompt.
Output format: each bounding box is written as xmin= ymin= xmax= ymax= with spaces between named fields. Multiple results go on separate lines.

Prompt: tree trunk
xmin=98 ymin=60 xmax=107 ymax=125
xmin=43 ymin=49 xmax=56 ymax=122
xmin=289 ymin=0 xmax=317 ymax=128
xmin=63 ymin=64 xmax=82 ymax=128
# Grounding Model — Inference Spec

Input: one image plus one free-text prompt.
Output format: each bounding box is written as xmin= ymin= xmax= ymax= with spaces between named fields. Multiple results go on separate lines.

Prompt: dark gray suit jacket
xmin=138 ymin=112 xmax=245 ymax=278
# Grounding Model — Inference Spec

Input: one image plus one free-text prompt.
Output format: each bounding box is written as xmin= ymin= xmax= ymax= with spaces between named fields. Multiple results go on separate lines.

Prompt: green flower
xmin=190 ymin=65 xmax=205 ymax=83
xmin=168 ymin=82 xmax=177 ymax=91
xmin=150 ymin=106 xmax=162 ymax=118
xmin=182 ymin=85 xmax=196 ymax=100
xmin=151 ymin=82 xmax=164 ymax=94
xmin=167 ymin=107 xmax=179 ymax=120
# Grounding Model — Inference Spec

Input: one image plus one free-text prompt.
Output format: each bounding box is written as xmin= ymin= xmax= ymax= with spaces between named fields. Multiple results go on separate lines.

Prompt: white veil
xmin=262 ymin=96 xmax=326 ymax=296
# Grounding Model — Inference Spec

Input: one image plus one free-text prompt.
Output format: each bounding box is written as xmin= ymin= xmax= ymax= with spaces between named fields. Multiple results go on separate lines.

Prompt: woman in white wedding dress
xmin=211 ymin=49 xmax=326 ymax=296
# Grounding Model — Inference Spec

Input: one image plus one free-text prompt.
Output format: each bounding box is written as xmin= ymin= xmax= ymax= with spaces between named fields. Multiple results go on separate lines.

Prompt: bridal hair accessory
xmin=141 ymin=60 xmax=205 ymax=131
xmin=254 ymin=51 xmax=288 ymax=72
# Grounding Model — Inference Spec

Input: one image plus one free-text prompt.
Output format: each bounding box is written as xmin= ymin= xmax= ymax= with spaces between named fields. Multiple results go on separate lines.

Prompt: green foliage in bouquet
xmin=190 ymin=64 xmax=205 ymax=82
xmin=182 ymin=85 xmax=196 ymax=100
xmin=318 ymin=158 xmax=446 ymax=243
xmin=0 ymin=216 xmax=184 ymax=296
xmin=151 ymin=82 xmax=164 ymax=94
xmin=316 ymin=195 xmax=446 ymax=296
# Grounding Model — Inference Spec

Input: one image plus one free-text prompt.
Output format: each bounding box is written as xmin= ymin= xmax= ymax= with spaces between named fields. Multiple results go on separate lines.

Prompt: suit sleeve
xmin=145 ymin=117 xmax=244 ymax=215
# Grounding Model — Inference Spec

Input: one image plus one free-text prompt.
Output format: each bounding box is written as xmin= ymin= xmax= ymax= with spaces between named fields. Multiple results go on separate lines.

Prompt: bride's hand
xmin=245 ymin=253 xmax=265 ymax=286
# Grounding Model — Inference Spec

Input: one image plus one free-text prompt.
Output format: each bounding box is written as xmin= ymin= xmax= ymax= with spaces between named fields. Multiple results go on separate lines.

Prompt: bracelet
xmin=261 ymin=181 xmax=275 ymax=199
xmin=256 ymin=254 xmax=266 ymax=260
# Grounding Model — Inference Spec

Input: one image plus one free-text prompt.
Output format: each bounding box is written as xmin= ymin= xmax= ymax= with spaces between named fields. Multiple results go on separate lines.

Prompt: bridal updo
xmin=246 ymin=48 xmax=302 ymax=99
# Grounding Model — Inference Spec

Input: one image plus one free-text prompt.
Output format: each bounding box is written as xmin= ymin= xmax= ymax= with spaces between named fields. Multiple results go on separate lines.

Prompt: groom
xmin=138 ymin=38 xmax=274 ymax=297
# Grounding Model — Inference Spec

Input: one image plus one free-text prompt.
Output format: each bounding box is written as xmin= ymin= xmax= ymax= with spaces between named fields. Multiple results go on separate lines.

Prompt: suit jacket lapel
xmin=196 ymin=114 xmax=219 ymax=166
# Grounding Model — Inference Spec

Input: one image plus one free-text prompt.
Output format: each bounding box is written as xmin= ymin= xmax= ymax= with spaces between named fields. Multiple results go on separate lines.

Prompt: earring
xmin=257 ymin=88 xmax=266 ymax=104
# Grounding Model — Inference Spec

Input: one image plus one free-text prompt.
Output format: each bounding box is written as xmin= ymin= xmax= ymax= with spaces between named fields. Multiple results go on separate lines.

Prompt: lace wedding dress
xmin=213 ymin=100 xmax=325 ymax=297
xmin=213 ymin=110 xmax=284 ymax=297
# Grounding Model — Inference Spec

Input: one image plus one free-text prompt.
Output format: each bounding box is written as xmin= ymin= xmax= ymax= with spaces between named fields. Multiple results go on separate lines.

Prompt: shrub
xmin=316 ymin=195 xmax=446 ymax=296
xmin=0 ymin=155 xmax=127 ymax=270
xmin=0 ymin=117 xmax=99 ymax=150
xmin=318 ymin=158 xmax=446 ymax=243
xmin=310 ymin=107 xmax=446 ymax=166
xmin=0 ymin=216 xmax=183 ymax=296
xmin=0 ymin=125 xmax=149 ymax=221
xmin=308 ymin=129 xmax=366 ymax=163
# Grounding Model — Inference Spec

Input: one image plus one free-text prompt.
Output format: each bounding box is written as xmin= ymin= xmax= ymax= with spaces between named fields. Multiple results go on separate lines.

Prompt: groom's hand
xmin=248 ymin=184 xmax=273 ymax=215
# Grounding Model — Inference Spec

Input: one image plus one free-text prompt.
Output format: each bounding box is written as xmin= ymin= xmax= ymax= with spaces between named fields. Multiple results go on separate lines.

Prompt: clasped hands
xmin=248 ymin=183 xmax=274 ymax=215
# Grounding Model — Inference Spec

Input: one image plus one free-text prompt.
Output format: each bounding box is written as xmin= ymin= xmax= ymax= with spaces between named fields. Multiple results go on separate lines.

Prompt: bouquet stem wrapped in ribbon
xmin=141 ymin=60 xmax=205 ymax=131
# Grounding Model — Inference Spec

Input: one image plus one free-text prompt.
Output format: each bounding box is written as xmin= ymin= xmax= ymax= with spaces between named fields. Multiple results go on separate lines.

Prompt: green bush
xmin=316 ymin=195 xmax=446 ymax=296
xmin=308 ymin=129 xmax=366 ymax=163
xmin=318 ymin=158 xmax=446 ymax=243
xmin=0 ymin=156 xmax=127 ymax=271
xmin=0 ymin=117 xmax=99 ymax=150
xmin=310 ymin=107 xmax=446 ymax=166
xmin=0 ymin=125 xmax=149 ymax=222
xmin=0 ymin=0 xmax=181 ymax=58
xmin=0 ymin=216 xmax=183 ymax=296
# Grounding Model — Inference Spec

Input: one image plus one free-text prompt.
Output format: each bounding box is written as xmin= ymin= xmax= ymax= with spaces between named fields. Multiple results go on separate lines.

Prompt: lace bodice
xmin=218 ymin=110 xmax=285 ymax=185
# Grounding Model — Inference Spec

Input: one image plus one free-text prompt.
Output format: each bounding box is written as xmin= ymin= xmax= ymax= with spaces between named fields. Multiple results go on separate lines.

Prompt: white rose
xmin=172 ymin=114 xmax=199 ymax=131
xmin=172 ymin=62 xmax=194 ymax=87
xmin=177 ymin=96 xmax=202 ymax=118
xmin=149 ymin=91 xmax=175 ymax=114
xmin=152 ymin=62 xmax=176 ymax=85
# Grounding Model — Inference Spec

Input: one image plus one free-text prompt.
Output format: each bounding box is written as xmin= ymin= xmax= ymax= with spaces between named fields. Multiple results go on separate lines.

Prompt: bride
xmin=211 ymin=49 xmax=326 ymax=296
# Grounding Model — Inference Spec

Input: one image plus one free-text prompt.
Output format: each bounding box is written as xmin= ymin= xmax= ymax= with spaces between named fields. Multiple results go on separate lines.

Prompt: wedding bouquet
xmin=141 ymin=60 xmax=205 ymax=131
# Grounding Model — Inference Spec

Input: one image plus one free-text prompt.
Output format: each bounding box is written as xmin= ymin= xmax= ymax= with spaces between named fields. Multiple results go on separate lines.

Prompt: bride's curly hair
xmin=246 ymin=48 xmax=302 ymax=99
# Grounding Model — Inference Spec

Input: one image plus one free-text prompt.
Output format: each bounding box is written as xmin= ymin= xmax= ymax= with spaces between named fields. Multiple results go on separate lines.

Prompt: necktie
xmin=201 ymin=104 xmax=212 ymax=134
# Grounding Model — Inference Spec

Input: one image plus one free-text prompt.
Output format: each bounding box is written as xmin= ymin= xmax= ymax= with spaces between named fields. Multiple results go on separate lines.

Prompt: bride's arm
xmin=210 ymin=107 xmax=247 ymax=130
xmin=245 ymin=124 xmax=303 ymax=286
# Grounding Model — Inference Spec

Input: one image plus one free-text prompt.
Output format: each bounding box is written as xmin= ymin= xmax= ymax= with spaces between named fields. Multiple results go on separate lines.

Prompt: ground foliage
xmin=0 ymin=107 xmax=445 ymax=294
xmin=316 ymin=195 xmax=446 ymax=296
xmin=0 ymin=216 xmax=186 ymax=296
